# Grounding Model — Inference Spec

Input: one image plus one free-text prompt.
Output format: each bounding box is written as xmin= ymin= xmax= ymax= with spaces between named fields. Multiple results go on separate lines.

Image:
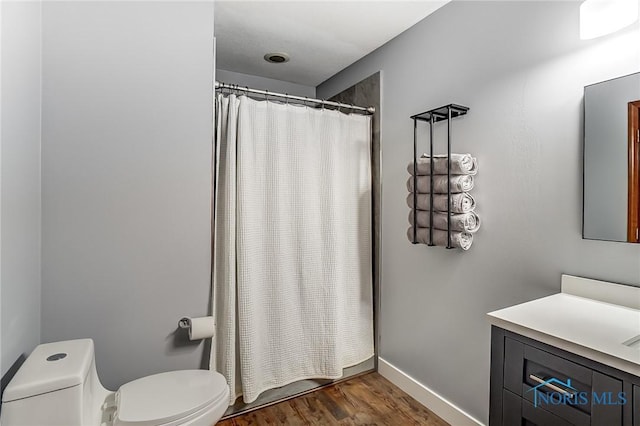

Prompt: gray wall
xmin=41 ymin=1 xmax=214 ymax=390
xmin=584 ymin=73 xmax=640 ymax=241
xmin=318 ymin=1 xmax=640 ymax=423
xmin=1 ymin=0 xmax=42 ymax=377
xmin=216 ymin=69 xmax=315 ymax=98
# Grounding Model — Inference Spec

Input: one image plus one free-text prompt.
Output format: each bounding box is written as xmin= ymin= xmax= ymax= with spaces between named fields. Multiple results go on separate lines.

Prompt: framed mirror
xmin=583 ymin=72 xmax=640 ymax=243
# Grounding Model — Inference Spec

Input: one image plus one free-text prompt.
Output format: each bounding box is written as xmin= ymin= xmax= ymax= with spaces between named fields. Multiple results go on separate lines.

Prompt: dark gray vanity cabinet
xmin=635 ymin=386 xmax=640 ymax=426
xmin=490 ymin=326 xmax=640 ymax=426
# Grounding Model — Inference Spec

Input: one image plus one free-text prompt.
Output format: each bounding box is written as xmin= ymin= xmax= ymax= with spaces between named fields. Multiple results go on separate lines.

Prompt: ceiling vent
xmin=264 ymin=52 xmax=290 ymax=64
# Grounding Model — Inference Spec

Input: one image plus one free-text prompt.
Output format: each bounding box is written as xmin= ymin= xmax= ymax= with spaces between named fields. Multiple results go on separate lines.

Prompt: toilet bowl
xmin=0 ymin=339 xmax=230 ymax=426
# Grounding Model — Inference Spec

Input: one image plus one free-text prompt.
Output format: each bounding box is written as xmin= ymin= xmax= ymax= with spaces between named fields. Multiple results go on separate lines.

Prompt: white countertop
xmin=487 ymin=275 xmax=640 ymax=377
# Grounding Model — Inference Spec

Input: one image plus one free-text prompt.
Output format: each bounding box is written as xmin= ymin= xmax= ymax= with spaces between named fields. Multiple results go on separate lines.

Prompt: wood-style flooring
xmin=218 ymin=372 xmax=450 ymax=425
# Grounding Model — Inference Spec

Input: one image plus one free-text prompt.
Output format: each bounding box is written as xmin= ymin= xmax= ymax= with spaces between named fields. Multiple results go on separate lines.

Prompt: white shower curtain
xmin=212 ymin=94 xmax=374 ymax=405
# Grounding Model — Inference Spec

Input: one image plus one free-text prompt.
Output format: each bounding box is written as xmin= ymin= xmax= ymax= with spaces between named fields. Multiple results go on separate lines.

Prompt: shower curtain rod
xmin=215 ymin=81 xmax=375 ymax=114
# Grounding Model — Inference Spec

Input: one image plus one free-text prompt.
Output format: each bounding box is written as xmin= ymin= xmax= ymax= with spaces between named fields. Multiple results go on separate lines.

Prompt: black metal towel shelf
xmin=410 ymin=104 xmax=470 ymax=248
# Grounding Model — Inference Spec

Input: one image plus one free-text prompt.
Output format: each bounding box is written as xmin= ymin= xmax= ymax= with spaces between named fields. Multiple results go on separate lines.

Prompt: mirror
xmin=583 ymin=72 xmax=640 ymax=243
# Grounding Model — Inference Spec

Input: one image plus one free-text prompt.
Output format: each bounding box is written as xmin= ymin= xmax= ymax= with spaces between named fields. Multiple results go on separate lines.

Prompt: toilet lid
xmin=115 ymin=370 xmax=228 ymax=426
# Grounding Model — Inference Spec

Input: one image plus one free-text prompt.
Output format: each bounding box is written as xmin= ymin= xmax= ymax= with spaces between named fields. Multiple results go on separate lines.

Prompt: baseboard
xmin=378 ymin=358 xmax=484 ymax=426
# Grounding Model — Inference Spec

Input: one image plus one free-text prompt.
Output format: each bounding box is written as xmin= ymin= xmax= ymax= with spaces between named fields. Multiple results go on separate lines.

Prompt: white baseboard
xmin=378 ymin=358 xmax=485 ymax=426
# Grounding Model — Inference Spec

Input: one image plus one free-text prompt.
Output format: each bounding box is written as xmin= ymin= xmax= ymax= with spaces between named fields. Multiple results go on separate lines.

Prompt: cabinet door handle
xmin=529 ymin=374 xmax=576 ymax=398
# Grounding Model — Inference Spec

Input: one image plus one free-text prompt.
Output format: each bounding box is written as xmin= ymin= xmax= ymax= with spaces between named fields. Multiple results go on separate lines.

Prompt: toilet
xmin=0 ymin=339 xmax=230 ymax=426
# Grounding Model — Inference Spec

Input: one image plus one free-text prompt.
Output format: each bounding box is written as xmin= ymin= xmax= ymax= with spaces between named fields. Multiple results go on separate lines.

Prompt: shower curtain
xmin=212 ymin=94 xmax=374 ymax=405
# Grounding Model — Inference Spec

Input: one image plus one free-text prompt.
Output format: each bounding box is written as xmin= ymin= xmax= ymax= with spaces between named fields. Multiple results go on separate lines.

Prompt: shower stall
xmin=211 ymin=73 xmax=381 ymax=417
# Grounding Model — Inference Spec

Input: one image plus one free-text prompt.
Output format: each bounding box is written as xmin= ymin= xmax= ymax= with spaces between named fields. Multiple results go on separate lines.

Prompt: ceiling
xmin=214 ymin=1 xmax=450 ymax=87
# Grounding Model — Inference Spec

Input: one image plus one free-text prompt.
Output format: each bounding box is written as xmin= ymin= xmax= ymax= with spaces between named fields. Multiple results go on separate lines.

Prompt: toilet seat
xmin=114 ymin=370 xmax=229 ymax=426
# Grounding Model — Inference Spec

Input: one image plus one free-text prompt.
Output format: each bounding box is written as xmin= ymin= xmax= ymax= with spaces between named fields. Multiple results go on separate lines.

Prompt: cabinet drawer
xmin=503 ymin=337 xmax=623 ymax=426
xmin=522 ymin=398 xmax=574 ymax=426
xmin=504 ymin=337 xmax=591 ymax=425
xmin=503 ymin=389 xmax=573 ymax=426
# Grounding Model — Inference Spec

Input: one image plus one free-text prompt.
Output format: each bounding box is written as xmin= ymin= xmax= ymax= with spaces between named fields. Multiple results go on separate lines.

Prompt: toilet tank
xmin=1 ymin=339 xmax=111 ymax=426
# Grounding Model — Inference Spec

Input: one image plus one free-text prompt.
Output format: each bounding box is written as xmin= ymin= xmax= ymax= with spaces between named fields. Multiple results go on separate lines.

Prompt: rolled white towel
xmin=407 ymin=227 xmax=473 ymax=250
xmin=408 ymin=210 xmax=481 ymax=233
xmin=406 ymin=192 xmax=476 ymax=213
xmin=406 ymin=175 xmax=474 ymax=194
xmin=407 ymin=153 xmax=478 ymax=176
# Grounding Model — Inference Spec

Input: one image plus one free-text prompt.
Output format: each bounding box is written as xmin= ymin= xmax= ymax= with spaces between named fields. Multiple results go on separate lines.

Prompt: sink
xmin=622 ymin=335 xmax=640 ymax=349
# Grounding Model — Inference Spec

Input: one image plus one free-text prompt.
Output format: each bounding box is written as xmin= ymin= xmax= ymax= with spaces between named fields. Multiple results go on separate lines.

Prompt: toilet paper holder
xmin=177 ymin=316 xmax=215 ymax=340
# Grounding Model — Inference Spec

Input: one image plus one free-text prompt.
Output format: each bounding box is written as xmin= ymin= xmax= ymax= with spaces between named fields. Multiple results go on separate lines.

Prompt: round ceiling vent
xmin=264 ymin=52 xmax=290 ymax=64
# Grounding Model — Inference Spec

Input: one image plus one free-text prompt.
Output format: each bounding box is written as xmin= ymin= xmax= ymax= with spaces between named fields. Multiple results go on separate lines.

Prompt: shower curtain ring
xmin=245 ymin=86 xmax=249 ymax=96
xmin=264 ymin=89 xmax=269 ymax=101
xmin=321 ymin=99 xmax=325 ymax=110
xmin=285 ymin=94 xmax=289 ymax=105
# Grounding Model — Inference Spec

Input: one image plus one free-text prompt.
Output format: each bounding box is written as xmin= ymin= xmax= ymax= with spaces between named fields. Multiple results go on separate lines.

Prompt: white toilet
xmin=0 ymin=339 xmax=230 ymax=426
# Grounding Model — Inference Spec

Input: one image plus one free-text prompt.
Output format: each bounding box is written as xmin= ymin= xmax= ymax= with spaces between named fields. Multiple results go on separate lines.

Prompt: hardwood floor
xmin=218 ymin=372 xmax=450 ymax=425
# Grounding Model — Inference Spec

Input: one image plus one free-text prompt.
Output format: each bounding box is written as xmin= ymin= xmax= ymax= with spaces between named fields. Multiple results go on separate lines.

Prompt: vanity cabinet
xmin=490 ymin=326 xmax=640 ymax=426
xmin=635 ymin=385 xmax=640 ymax=426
